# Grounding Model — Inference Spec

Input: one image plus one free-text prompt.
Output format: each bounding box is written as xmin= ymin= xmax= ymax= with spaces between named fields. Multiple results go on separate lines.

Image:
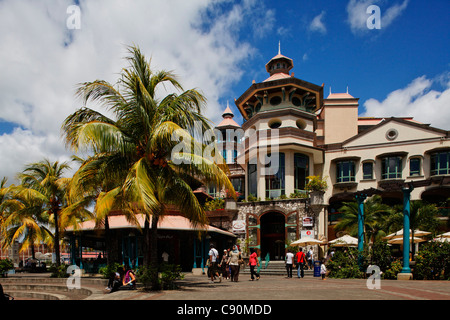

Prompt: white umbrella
xmin=291 ymin=238 xmax=327 ymax=247
xmin=387 ymin=236 xmax=427 ymax=245
xmin=383 ymin=229 xmax=431 ymax=240
xmin=437 ymin=231 xmax=450 ymax=238
xmin=329 ymin=235 xmax=358 ymax=247
xmin=433 ymin=236 xmax=449 ymax=243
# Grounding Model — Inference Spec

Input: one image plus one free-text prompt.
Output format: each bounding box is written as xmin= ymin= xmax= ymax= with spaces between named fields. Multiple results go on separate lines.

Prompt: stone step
xmin=4 ymin=290 xmax=69 ymax=300
xmin=0 ymin=276 xmax=107 ymax=300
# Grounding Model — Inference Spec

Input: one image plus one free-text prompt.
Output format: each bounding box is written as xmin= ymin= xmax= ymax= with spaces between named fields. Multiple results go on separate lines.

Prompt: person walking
xmin=221 ymin=250 xmax=229 ymax=280
xmin=208 ymin=244 xmax=222 ymax=283
xmin=295 ymin=248 xmax=306 ymax=278
xmin=320 ymin=259 xmax=327 ymax=280
xmin=285 ymin=249 xmax=294 ymax=278
xmin=227 ymin=245 xmax=241 ymax=282
xmin=248 ymin=248 xmax=260 ymax=281
xmin=307 ymin=247 xmax=314 ymax=270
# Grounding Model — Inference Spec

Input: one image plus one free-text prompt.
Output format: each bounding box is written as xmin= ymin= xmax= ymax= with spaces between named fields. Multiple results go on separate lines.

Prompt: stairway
xmin=0 ymin=274 xmax=108 ymax=300
xmin=240 ymin=260 xmax=314 ymax=277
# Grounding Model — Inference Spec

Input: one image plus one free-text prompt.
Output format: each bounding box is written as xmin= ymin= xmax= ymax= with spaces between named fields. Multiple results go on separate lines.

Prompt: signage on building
xmin=232 ymin=220 xmax=246 ymax=234
xmin=301 ymin=230 xmax=315 ymax=238
xmin=303 ymin=217 xmax=313 ymax=227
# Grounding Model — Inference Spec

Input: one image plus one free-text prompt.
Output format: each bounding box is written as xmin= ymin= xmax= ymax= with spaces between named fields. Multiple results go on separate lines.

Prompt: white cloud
xmin=309 ymin=11 xmax=327 ymax=34
xmin=346 ymin=0 xmax=409 ymax=34
xmin=0 ymin=0 xmax=265 ymax=182
xmin=361 ymin=75 xmax=450 ymax=130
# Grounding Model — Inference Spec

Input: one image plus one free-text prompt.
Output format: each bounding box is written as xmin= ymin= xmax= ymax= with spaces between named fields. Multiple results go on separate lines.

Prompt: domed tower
xmin=232 ymin=47 xmax=326 ymax=261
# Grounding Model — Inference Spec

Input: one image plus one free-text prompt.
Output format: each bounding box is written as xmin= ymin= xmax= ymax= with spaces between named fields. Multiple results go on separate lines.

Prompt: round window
xmin=269 ymin=119 xmax=282 ymax=129
xmin=296 ymin=119 xmax=306 ymax=130
xmin=270 ymin=96 xmax=282 ymax=106
xmin=386 ymin=129 xmax=398 ymax=140
xmin=292 ymin=97 xmax=302 ymax=107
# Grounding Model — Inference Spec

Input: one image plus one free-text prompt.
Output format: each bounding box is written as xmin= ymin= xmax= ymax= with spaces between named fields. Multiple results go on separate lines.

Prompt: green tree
xmin=17 ymin=159 xmax=72 ymax=266
xmin=62 ymin=45 xmax=234 ymax=271
xmin=334 ymin=195 xmax=392 ymax=244
xmin=1 ymin=186 xmax=53 ymax=260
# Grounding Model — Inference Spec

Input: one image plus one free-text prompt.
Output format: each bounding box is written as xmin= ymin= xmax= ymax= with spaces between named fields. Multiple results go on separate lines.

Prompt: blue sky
xmin=0 ymin=0 xmax=448 ymax=182
xmin=225 ymin=0 xmax=450 ymax=125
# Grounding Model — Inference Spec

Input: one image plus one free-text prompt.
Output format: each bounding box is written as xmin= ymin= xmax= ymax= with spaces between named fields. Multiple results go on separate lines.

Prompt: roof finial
xmin=278 ymin=41 xmax=281 ymax=55
xmin=346 ymin=86 xmax=349 ymax=94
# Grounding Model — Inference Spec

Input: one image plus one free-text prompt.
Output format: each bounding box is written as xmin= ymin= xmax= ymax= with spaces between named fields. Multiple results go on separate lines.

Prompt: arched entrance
xmin=260 ymin=212 xmax=286 ymax=261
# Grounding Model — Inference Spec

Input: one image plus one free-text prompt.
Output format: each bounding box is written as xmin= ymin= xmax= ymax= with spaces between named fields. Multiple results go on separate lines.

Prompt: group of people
xmin=207 ymin=244 xmax=261 ymax=283
xmin=285 ymin=248 xmax=327 ymax=280
xmin=105 ymin=264 xmax=137 ymax=293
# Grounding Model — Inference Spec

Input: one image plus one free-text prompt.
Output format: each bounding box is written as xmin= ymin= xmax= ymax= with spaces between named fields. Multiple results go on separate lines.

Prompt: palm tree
xmin=18 ymin=159 xmax=71 ymax=266
xmin=334 ymin=195 xmax=392 ymax=245
xmin=0 ymin=177 xmax=10 ymax=228
xmin=62 ymin=45 xmax=234 ymax=268
xmin=1 ymin=186 xmax=53 ymax=260
xmin=387 ymin=200 xmax=440 ymax=258
xmin=67 ymin=155 xmax=135 ymax=266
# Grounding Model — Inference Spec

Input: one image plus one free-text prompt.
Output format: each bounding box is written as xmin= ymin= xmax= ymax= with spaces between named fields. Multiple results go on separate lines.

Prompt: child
xmin=320 ymin=259 xmax=327 ymax=280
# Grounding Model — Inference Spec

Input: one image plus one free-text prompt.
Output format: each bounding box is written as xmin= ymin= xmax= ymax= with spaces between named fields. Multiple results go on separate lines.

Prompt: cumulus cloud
xmin=309 ymin=11 xmax=327 ymax=34
xmin=0 ymin=0 xmax=269 ymax=182
xmin=361 ymin=74 xmax=450 ymax=130
xmin=346 ymin=0 xmax=409 ymax=34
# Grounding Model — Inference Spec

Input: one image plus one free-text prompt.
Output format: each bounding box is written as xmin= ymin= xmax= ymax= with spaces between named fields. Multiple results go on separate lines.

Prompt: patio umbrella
xmin=383 ymin=229 xmax=431 ymax=240
xmin=387 ymin=236 xmax=427 ymax=245
xmin=291 ymin=238 xmax=327 ymax=247
xmin=437 ymin=231 xmax=450 ymax=238
xmin=329 ymin=235 xmax=358 ymax=247
xmin=433 ymin=237 xmax=449 ymax=243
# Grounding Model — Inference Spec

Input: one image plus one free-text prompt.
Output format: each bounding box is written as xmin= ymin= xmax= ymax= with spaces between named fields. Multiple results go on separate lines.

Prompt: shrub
xmin=0 ymin=259 xmax=14 ymax=277
xmin=136 ymin=264 xmax=184 ymax=291
xmin=99 ymin=262 xmax=123 ymax=279
xmin=384 ymin=260 xmax=402 ymax=279
xmin=413 ymin=241 xmax=450 ymax=280
xmin=326 ymin=248 xmax=364 ymax=279
xmin=49 ymin=263 xmax=69 ymax=278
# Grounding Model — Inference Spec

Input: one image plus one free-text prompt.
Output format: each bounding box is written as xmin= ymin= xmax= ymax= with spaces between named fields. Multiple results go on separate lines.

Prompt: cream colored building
xmin=211 ymin=50 xmax=450 ymax=261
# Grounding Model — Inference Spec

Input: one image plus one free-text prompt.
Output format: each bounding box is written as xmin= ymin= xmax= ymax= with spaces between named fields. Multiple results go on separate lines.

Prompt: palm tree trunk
xmin=143 ymin=215 xmax=150 ymax=267
xmin=53 ymin=208 xmax=61 ymax=266
xmin=150 ymin=215 xmax=159 ymax=267
xmin=105 ymin=217 xmax=112 ymax=266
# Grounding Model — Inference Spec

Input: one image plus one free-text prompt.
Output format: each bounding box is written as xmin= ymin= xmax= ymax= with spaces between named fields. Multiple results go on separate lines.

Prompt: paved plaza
xmin=91 ymin=273 xmax=450 ymax=301
xmin=3 ymin=272 xmax=450 ymax=301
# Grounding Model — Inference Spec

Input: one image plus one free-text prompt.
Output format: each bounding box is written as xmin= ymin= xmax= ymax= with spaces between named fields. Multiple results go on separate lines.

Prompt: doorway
xmin=260 ymin=212 xmax=286 ymax=260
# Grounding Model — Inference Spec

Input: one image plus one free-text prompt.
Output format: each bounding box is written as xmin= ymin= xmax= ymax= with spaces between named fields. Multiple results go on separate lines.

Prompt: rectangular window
xmin=294 ymin=153 xmax=309 ymax=192
xmin=248 ymin=163 xmax=257 ymax=198
xmin=382 ymin=156 xmax=402 ymax=179
xmin=430 ymin=151 xmax=450 ymax=175
xmin=362 ymin=162 xmax=373 ymax=180
xmin=409 ymin=158 xmax=421 ymax=176
xmin=265 ymin=153 xmax=285 ymax=198
xmin=336 ymin=161 xmax=356 ymax=183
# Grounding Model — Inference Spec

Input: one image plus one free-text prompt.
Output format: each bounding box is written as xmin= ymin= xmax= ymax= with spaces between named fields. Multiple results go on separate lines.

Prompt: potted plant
xmin=306 ymin=175 xmax=328 ymax=206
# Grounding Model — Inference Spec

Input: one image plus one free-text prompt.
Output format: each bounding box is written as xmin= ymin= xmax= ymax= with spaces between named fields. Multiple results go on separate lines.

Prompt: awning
xmin=67 ymin=214 xmax=236 ymax=237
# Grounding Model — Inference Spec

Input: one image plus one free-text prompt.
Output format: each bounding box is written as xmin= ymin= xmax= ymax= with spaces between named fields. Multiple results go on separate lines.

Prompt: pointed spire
xmin=278 ymin=41 xmax=281 ymax=55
